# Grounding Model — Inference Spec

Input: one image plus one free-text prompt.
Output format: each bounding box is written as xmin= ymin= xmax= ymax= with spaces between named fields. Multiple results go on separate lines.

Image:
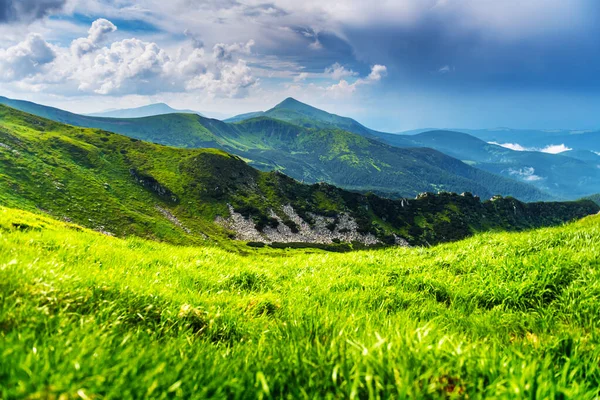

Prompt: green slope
xmin=2 ymin=207 xmax=600 ymax=398
xmin=1 ymin=105 xmax=595 ymax=247
xmin=0 ymin=96 xmax=551 ymax=201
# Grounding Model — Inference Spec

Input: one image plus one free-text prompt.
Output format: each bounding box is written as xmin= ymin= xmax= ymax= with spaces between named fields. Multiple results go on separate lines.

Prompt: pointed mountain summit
xmin=227 ymin=97 xmax=416 ymax=146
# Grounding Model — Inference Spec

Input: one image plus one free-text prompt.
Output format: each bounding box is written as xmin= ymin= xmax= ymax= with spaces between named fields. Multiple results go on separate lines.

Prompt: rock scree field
xmin=1 ymin=207 xmax=600 ymax=398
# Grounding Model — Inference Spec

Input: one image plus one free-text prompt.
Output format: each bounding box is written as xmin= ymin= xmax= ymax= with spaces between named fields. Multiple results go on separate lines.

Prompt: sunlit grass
xmin=1 ymin=206 xmax=600 ymax=398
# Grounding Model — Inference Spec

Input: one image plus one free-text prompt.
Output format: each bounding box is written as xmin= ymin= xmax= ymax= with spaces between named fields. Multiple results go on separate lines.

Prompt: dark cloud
xmin=341 ymin=12 xmax=600 ymax=94
xmin=0 ymin=0 xmax=67 ymax=23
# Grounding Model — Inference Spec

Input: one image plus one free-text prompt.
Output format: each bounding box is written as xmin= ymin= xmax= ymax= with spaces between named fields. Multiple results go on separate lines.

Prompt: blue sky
xmin=0 ymin=0 xmax=599 ymax=131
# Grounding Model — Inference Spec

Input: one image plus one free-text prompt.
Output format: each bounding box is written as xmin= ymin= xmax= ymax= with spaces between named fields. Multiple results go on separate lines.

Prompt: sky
xmin=0 ymin=0 xmax=599 ymax=131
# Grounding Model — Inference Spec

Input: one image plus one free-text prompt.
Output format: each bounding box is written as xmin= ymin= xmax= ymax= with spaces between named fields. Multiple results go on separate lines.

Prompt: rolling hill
xmin=0 ymin=96 xmax=549 ymax=201
xmin=87 ymin=103 xmax=204 ymax=118
xmin=1 ymin=105 xmax=596 ymax=248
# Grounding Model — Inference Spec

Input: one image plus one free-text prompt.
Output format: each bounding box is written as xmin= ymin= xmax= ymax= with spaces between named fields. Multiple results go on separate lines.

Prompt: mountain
xmin=226 ymin=98 xmax=600 ymax=199
xmin=562 ymin=149 xmax=600 ymax=163
xmin=380 ymin=130 xmax=600 ymax=199
xmin=0 ymin=96 xmax=549 ymax=201
xmin=2 ymin=105 xmax=596 ymax=248
xmin=226 ymin=97 xmax=415 ymax=146
xmin=87 ymin=103 xmax=204 ymax=118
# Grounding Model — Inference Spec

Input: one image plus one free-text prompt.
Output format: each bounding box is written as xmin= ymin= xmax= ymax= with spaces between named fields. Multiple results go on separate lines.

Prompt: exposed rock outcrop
xmin=216 ymin=204 xmax=400 ymax=246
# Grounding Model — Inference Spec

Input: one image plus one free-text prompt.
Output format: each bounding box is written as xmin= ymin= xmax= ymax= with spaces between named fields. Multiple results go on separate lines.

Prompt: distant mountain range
xmin=1 ymin=104 xmax=596 ymax=247
xmin=0 ymin=95 xmax=548 ymax=201
xmin=2 ymin=94 xmax=600 ymax=200
xmin=226 ymin=99 xmax=600 ymax=199
xmin=87 ymin=103 xmax=204 ymax=118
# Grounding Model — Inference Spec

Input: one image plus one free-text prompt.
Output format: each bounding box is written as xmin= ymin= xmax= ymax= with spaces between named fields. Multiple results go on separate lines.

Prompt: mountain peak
xmin=274 ymin=97 xmax=313 ymax=110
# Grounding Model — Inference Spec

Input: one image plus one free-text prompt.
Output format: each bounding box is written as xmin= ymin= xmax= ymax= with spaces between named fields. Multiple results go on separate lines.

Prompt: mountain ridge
xmin=87 ymin=103 xmax=204 ymax=118
xmin=0 ymin=96 xmax=550 ymax=201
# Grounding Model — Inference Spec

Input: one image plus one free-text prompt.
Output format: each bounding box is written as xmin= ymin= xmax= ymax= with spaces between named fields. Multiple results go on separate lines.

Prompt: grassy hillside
xmin=0 ymin=96 xmax=549 ymax=201
xmin=2 ymin=105 xmax=596 ymax=248
xmin=2 ymin=207 xmax=600 ymax=398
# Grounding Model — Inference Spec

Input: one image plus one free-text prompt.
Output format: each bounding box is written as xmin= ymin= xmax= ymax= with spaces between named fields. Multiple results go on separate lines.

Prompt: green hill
xmin=0 ymin=96 xmax=550 ymax=201
xmin=1 ymin=105 xmax=595 ymax=248
xmin=2 ymin=206 xmax=600 ymax=398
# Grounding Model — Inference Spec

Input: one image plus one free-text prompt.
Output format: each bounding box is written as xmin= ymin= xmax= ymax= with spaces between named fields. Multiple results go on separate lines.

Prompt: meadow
xmin=1 ymin=206 xmax=600 ymax=399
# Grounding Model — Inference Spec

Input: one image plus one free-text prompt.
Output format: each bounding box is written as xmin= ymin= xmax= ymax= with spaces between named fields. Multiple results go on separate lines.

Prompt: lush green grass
xmin=2 ymin=206 xmax=600 ymax=398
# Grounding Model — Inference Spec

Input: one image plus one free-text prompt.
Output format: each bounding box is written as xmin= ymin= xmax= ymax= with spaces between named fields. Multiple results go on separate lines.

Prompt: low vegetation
xmin=1 ymin=206 xmax=600 ymax=398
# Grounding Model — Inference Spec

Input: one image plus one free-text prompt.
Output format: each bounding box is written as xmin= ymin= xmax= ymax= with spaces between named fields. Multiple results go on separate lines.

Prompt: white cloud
xmin=71 ymin=18 xmax=117 ymax=58
xmin=508 ymin=167 xmax=543 ymax=181
xmin=187 ymin=59 xmax=257 ymax=98
xmin=0 ymin=33 xmax=55 ymax=81
xmin=365 ymin=64 xmax=387 ymax=82
xmin=325 ymin=63 xmax=357 ymax=80
xmin=489 ymin=141 xmax=529 ymax=151
xmin=489 ymin=142 xmax=572 ymax=154
xmin=0 ymin=19 xmax=258 ymax=99
xmin=293 ymin=72 xmax=308 ymax=82
xmin=76 ymin=38 xmax=172 ymax=95
xmin=327 ymin=64 xmax=387 ymax=98
xmin=539 ymin=144 xmax=572 ymax=154
xmin=213 ymin=40 xmax=254 ymax=61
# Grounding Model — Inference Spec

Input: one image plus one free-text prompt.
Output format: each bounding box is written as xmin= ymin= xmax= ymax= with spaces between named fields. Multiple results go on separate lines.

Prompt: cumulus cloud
xmin=71 ymin=18 xmax=117 ymax=58
xmin=0 ymin=18 xmax=258 ymax=98
xmin=325 ymin=63 xmax=357 ymax=80
xmin=213 ymin=40 xmax=254 ymax=61
xmin=327 ymin=64 xmax=387 ymax=98
xmin=508 ymin=167 xmax=544 ymax=181
xmin=0 ymin=0 xmax=67 ymax=23
xmin=76 ymin=38 xmax=172 ymax=95
xmin=0 ymin=33 xmax=55 ymax=80
xmin=187 ymin=59 xmax=257 ymax=98
xmin=489 ymin=141 xmax=572 ymax=154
